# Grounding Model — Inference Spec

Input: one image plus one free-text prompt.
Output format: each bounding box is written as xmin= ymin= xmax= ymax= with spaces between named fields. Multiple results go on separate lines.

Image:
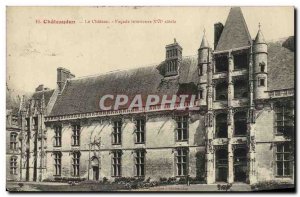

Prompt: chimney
xmin=214 ymin=22 xmax=224 ymax=50
xmin=57 ymin=67 xmax=75 ymax=94
xmin=35 ymin=84 xmax=44 ymax=92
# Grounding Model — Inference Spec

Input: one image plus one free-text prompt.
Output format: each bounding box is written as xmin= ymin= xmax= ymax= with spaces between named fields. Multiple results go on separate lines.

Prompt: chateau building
xmin=12 ymin=7 xmax=294 ymax=185
xmin=6 ymin=109 xmax=21 ymax=181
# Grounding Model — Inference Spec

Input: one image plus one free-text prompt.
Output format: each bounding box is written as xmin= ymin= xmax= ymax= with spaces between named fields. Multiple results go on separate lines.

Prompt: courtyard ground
xmin=6 ymin=181 xmax=252 ymax=192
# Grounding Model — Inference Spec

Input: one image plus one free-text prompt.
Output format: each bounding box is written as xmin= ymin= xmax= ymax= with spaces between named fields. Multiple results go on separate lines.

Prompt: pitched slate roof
xmin=48 ymin=39 xmax=294 ymax=117
xmin=267 ymin=41 xmax=294 ymax=91
xmin=49 ymin=57 xmax=199 ymax=116
xmin=215 ymin=7 xmax=252 ymax=51
xmin=32 ymin=89 xmax=55 ymax=106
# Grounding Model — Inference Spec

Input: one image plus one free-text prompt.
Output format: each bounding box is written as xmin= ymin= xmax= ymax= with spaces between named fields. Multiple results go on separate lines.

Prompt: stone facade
xmin=6 ymin=110 xmax=21 ymax=181
xmin=9 ymin=7 xmax=294 ymax=185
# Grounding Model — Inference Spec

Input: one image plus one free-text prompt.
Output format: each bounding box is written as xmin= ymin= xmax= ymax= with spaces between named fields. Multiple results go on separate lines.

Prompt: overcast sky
xmin=7 ymin=6 xmax=294 ymax=93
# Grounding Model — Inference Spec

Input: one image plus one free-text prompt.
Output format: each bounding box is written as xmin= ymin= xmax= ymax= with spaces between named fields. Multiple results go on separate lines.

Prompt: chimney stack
xmin=214 ymin=22 xmax=224 ymax=50
xmin=57 ymin=67 xmax=75 ymax=94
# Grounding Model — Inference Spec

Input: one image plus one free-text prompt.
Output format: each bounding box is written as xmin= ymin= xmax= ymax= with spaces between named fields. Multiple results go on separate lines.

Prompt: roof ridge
xmin=68 ymin=55 xmax=198 ymax=81
xmin=215 ymin=7 xmax=252 ymax=51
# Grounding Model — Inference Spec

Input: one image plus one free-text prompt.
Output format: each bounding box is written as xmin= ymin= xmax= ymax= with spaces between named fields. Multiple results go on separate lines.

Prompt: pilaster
xmin=247 ymin=109 xmax=257 ymax=184
xmin=227 ymin=108 xmax=234 ymax=183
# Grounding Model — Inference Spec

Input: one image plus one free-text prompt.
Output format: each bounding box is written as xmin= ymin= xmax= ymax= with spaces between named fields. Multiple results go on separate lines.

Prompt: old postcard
xmin=6 ymin=6 xmax=295 ymax=192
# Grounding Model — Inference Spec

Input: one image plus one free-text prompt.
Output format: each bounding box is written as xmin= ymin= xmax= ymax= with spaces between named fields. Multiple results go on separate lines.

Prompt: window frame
xmin=53 ymin=152 xmax=62 ymax=176
xmin=215 ymin=55 xmax=229 ymax=73
xmin=135 ymin=150 xmax=145 ymax=177
xmin=71 ymin=124 xmax=80 ymax=146
xmin=135 ymin=118 xmax=145 ymax=144
xmin=260 ymin=62 xmax=266 ymax=72
xmin=10 ymin=132 xmax=18 ymax=150
xmin=72 ymin=152 xmax=80 ymax=177
xmin=275 ymin=104 xmax=294 ymax=135
xmin=233 ymin=52 xmax=248 ymax=70
xmin=175 ymin=116 xmax=188 ymax=142
xmin=54 ymin=125 xmax=62 ymax=147
xmin=234 ymin=111 xmax=247 ymax=136
xmin=112 ymin=120 xmax=122 ymax=145
xmin=199 ymin=64 xmax=203 ymax=76
xmin=215 ymin=81 xmax=228 ymax=101
xmin=112 ymin=150 xmax=122 ymax=177
xmin=276 ymin=143 xmax=292 ymax=177
xmin=233 ymin=79 xmax=248 ymax=99
xmin=215 ymin=113 xmax=228 ymax=138
xmin=176 ymin=148 xmax=188 ymax=176
xmin=259 ymin=78 xmax=265 ymax=87
xmin=10 ymin=156 xmax=17 ymax=175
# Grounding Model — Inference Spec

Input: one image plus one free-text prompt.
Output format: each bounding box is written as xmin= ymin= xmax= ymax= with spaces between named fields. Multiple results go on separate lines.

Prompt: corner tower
xmin=198 ymin=30 xmax=211 ymax=106
xmin=253 ymin=24 xmax=268 ymax=99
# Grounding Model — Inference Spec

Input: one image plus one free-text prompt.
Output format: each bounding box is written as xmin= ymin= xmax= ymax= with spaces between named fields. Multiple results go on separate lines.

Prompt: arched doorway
xmin=215 ymin=148 xmax=228 ymax=182
xmin=91 ymin=157 xmax=99 ymax=181
xmin=234 ymin=148 xmax=247 ymax=182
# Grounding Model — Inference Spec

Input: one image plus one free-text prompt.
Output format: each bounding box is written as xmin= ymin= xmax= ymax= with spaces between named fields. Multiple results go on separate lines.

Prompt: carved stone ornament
xmin=250 ymin=135 xmax=256 ymax=152
xmin=208 ymin=139 xmax=214 ymax=153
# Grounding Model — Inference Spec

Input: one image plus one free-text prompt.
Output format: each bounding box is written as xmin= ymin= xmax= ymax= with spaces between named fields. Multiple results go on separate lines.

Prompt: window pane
xmin=277 ymin=153 xmax=283 ymax=160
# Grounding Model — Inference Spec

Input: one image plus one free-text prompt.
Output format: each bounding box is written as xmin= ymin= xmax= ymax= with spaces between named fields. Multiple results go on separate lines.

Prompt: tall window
xmin=10 ymin=157 xmax=17 ymax=175
xmin=175 ymin=116 xmax=188 ymax=141
xmin=54 ymin=126 xmax=62 ymax=147
xmin=135 ymin=119 xmax=145 ymax=144
xmin=233 ymin=53 xmax=248 ymax=70
xmin=215 ymin=113 xmax=228 ymax=138
xmin=234 ymin=79 xmax=248 ymax=99
xmin=276 ymin=143 xmax=292 ymax=176
xmin=53 ymin=152 xmax=62 ymax=176
xmin=135 ymin=150 xmax=145 ymax=177
xmin=275 ymin=104 xmax=294 ymax=135
xmin=176 ymin=148 xmax=188 ymax=176
xmin=112 ymin=150 xmax=122 ymax=177
xmin=72 ymin=152 xmax=80 ymax=176
xmin=10 ymin=133 xmax=17 ymax=150
xmin=234 ymin=111 xmax=247 ymax=136
xmin=215 ymin=56 xmax=228 ymax=73
xmin=215 ymin=81 xmax=228 ymax=101
xmin=72 ymin=125 xmax=80 ymax=146
xmin=112 ymin=120 xmax=122 ymax=144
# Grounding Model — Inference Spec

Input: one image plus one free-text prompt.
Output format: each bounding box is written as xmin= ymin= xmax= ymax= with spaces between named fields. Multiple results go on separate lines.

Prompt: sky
xmin=6 ymin=6 xmax=294 ymax=93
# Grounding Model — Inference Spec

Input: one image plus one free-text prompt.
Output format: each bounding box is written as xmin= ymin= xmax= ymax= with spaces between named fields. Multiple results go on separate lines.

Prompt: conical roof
xmin=215 ymin=7 xmax=252 ymax=51
xmin=254 ymin=29 xmax=266 ymax=44
xmin=200 ymin=34 xmax=209 ymax=48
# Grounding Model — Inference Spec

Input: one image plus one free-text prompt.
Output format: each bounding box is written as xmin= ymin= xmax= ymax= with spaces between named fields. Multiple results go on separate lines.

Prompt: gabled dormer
xmin=164 ymin=38 xmax=182 ymax=77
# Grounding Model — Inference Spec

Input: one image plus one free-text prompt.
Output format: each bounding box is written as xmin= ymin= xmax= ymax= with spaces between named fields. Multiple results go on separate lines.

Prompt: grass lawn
xmin=7 ymin=182 xmax=128 ymax=192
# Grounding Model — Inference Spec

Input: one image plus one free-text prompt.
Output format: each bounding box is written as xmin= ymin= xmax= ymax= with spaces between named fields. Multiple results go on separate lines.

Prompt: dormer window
xmin=165 ymin=60 xmax=178 ymax=76
xmin=164 ymin=39 xmax=182 ymax=77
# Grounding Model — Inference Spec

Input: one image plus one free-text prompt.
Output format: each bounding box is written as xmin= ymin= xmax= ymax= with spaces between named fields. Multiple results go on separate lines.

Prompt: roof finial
xmin=258 ymin=22 xmax=261 ymax=30
xmin=203 ymin=28 xmax=206 ymax=35
xmin=174 ymin=38 xmax=177 ymax=43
